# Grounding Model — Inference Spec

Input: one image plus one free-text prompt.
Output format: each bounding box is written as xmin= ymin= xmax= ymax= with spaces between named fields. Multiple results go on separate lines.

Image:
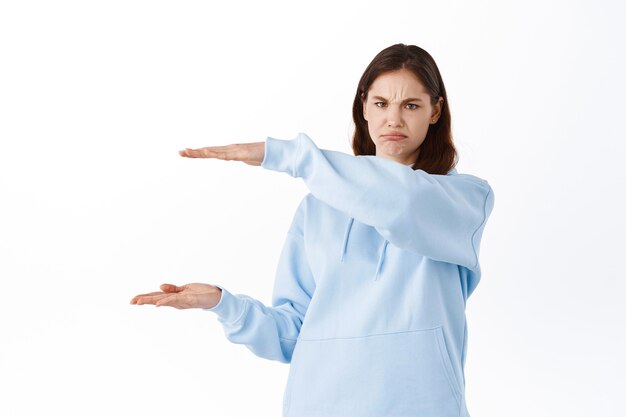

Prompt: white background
xmin=1 ymin=0 xmax=625 ymax=416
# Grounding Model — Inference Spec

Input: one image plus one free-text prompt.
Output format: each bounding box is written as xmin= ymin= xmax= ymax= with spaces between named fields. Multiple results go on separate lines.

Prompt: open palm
xmin=130 ymin=283 xmax=222 ymax=309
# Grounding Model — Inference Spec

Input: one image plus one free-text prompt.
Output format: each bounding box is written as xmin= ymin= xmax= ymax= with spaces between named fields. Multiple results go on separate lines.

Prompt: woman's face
xmin=363 ymin=68 xmax=443 ymax=166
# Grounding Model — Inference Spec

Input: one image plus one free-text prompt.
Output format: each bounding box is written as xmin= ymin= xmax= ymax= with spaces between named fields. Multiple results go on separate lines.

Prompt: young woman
xmin=131 ymin=43 xmax=495 ymax=417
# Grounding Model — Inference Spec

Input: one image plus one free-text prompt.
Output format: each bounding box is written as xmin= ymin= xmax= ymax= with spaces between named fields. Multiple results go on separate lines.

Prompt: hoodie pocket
xmin=283 ymin=326 xmax=461 ymax=417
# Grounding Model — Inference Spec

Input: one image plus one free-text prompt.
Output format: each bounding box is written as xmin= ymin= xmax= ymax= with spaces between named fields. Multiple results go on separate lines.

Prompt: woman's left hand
xmin=179 ymin=142 xmax=265 ymax=166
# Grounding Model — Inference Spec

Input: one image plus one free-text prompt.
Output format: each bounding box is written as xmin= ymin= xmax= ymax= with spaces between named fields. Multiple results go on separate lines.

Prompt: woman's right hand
xmin=130 ymin=283 xmax=222 ymax=309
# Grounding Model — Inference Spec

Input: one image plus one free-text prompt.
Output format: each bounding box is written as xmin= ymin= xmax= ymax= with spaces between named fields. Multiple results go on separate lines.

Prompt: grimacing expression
xmin=363 ymin=68 xmax=443 ymax=166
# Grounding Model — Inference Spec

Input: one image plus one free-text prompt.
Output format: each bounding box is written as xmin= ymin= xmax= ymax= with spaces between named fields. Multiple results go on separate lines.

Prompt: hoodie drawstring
xmin=341 ymin=217 xmax=388 ymax=281
xmin=374 ymin=239 xmax=388 ymax=281
xmin=340 ymin=217 xmax=354 ymax=262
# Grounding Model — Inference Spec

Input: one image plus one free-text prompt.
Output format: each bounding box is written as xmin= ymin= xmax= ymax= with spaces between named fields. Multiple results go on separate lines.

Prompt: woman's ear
xmin=430 ymin=97 xmax=444 ymax=123
xmin=361 ymin=93 xmax=368 ymax=121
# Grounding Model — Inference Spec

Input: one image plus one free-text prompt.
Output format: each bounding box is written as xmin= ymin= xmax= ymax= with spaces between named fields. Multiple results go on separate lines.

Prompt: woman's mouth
xmin=382 ymin=134 xmax=407 ymax=141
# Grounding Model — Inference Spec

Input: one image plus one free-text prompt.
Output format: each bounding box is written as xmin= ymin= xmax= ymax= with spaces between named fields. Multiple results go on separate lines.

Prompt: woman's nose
xmin=386 ymin=107 xmax=403 ymax=127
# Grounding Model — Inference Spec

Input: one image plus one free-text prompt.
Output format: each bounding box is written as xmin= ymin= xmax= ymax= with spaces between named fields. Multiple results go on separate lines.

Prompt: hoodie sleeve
xmin=261 ymin=132 xmax=495 ymax=271
xmin=203 ymin=197 xmax=315 ymax=363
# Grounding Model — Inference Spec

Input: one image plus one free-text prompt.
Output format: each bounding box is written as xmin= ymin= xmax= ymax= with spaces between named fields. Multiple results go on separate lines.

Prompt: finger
xmin=178 ymin=148 xmax=200 ymax=158
xmin=179 ymin=148 xmax=216 ymax=158
xmin=180 ymin=147 xmax=229 ymax=158
xmin=134 ymin=293 xmax=173 ymax=305
xmin=130 ymin=291 xmax=165 ymax=304
xmin=180 ymin=145 xmax=243 ymax=161
xmin=160 ymin=283 xmax=185 ymax=293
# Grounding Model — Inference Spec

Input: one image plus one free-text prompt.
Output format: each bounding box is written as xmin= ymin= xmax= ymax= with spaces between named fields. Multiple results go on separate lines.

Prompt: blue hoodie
xmin=204 ymin=133 xmax=495 ymax=417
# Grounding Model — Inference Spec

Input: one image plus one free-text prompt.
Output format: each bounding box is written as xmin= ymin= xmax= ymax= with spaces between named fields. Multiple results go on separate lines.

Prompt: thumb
xmin=160 ymin=283 xmax=184 ymax=293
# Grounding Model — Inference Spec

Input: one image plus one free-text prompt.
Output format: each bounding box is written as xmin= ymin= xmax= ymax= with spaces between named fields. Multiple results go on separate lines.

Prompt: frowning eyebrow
xmin=371 ymin=95 xmax=424 ymax=103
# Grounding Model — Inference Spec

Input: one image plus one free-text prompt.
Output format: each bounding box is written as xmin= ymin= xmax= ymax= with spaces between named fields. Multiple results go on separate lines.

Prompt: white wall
xmin=1 ymin=0 xmax=624 ymax=416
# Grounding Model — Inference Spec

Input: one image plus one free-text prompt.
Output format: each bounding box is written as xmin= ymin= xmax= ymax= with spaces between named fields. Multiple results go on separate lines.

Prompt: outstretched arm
xmin=130 ymin=197 xmax=315 ymax=364
xmin=180 ymin=133 xmax=495 ymax=270
xmin=261 ymin=133 xmax=494 ymax=270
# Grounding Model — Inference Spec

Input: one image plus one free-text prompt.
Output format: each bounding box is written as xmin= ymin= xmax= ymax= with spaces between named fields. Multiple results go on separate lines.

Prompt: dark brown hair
xmin=352 ymin=44 xmax=457 ymax=174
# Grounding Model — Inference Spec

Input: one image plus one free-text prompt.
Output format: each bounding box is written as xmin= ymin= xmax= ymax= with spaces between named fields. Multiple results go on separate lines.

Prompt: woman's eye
xmin=406 ymin=103 xmax=419 ymax=110
xmin=374 ymin=102 xmax=386 ymax=108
